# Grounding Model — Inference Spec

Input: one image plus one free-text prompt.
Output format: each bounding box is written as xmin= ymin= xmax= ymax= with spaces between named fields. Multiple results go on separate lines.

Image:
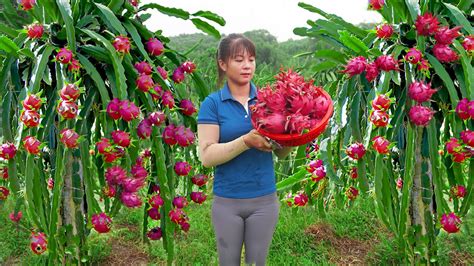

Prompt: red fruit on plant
xmin=9 ymin=211 xmax=22 ymax=223
xmin=102 ymin=185 xmax=116 ymax=198
xmin=136 ymin=74 xmax=154 ymax=92
xmin=169 ymin=208 xmax=186 ymax=224
xmin=376 ymin=24 xmax=393 ymax=39
xmin=119 ymin=100 xmax=141 ymax=122
xmin=122 ymin=177 xmax=145 ymax=193
xmin=134 ymin=61 xmax=152 ymax=75
xmin=432 ymin=44 xmax=459 ymax=63
xmin=372 ymin=94 xmax=391 ymax=111
xmin=148 ymin=207 xmax=161 ymax=220
xmin=20 ymin=0 xmax=36 ymax=10
xmin=350 ymin=167 xmax=358 ymax=179
xmin=365 ymin=62 xmax=379 ymax=82
xmin=148 ymin=111 xmax=166 ymax=126
xmin=311 ymin=166 xmax=326 ymax=182
xmin=171 ymin=67 xmax=185 ymax=83
xmin=446 ymin=138 xmax=463 ymax=154
xmin=455 ymin=98 xmax=470 ymax=120
xmin=60 ymin=84 xmax=80 ymax=101
xmin=174 ymin=125 xmax=195 ymax=147
xmin=131 ymin=164 xmax=148 ymax=179
xmin=462 ymin=36 xmax=474 ymax=52
xmin=149 ymin=194 xmax=164 ymax=208
xmin=23 ymin=94 xmax=42 ymax=110
xmin=460 ymin=130 xmax=474 ymax=147
xmin=190 ymin=191 xmax=207 ymax=204
xmin=96 ymin=138 xmax=112 ymax=155
xmin=179 ymin=99 xmax=197 ymax=116
xmin=346 ymin=186 xmax=359 ymax=200
xmin=60 ymin=128 xmax=80 ymax=149
xmin=408 ymin=81 xmax=436 ymax=103
xmin=157 ymin=66 xmax=168 ymax=79
xmin=375 ymin=55 xmax=399 ymax=72
xmin=440 ymin=212 xmax=461 ymax=233
xmin=342 ymin=56 xmax=367 ymax=77
xmin=0 ymin=143 xmax=17 ymax=160
xmin=161 ymin=90 xmax=175 ymax=108
xmin=405 ymin=48 xmax=423 ymax=64
xmin=370 ymin=110 xmax=390 ymax=127
xmin=415 ymin=13 xmax=439 ymax=36
xmin=368 ymin=0 xmax=384 ymax=10
xmin=47 ymin=178 xmax=54 ymax=190
xmin=450 ymin=185 xmax=466 ymax=199
xmin=1 ymin=167 xmax=8 ymax=180
xmin=172 ymin=196 xmax=188 ymax=209
xmin=68 ymin=59 xmax=81 ymax=73
xmin=396 ymin=178 xmax=403 ymax=189
xmin=174 ymin=161 xmax=191 ymax=176
xmin=20 ymin=110 xmax=41 ymax=127
xmin=107 ymin=98 xmax=122 ymax=120
xmin=129 ymin=0 xmax=139 ymax=7
xmin=151 ymin=184 xmax=160 ymax=194
xmin=434 ymin=26 xmax=462 ymax=45
xmin=55 ymin=48 xmax=73 ymax=64
xmin=23 ymin=136 xmax=41 ymax=155
xmin=146 ymin=38 xmax=164 ymax=56
xmin=191 ymin=174 xmax=208 ymax=187
xmin=111 ymin=130 xmax=131 ymax=148
xmin=147 ymin=227 xmax=162 ymax=240
xmin=293 ymin=193 xmax=308 ymax=207
xmin=150 ymin=85 xmax=164 ymax=101
xmin=121 ymin=192 xmax=142 ymax=208
xmin=417 ymin=59 xmax=430 ymax=71
xmin=112 ymin=36 xmax=131 ymax=54
xmin=163 ymin=124 xmax=177 ymax=145
xmin=30 ymin=232 xmax=47 ymax=255
xmin=452 ymin=152 xmax=469 ymax=163
xmin=372 ymin=135 xmax=390 ymax=154
xmin=0 ymin=186 xmax=10 ymax=200
xmin=179 ymin=220 xmax=191 ymax=232
xmin=408 ymin=105 xmax=434 ymax=127
xmin=181 ymin=61 xmax=196 ymax=74
xmin=105 ymin=166 xmax=127 ymax=186
xmin=137 ymin=119 xmax=153 ymax=139
xmin=27 ymin=23 xmax=43 ymax=39
xmin=57 ymin=100 xmax=78 ymax=120
xmin=91 ymin=213 xmax=112 ymax=233
xmin=346 ymin=143 xmax=366 ymax=160
xmin=306 ymin=159 xmax=324 ymax=173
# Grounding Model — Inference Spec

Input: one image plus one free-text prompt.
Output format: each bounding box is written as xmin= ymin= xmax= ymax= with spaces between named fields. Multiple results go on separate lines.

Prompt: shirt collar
xmin=220 ymin=82 xmax=257 ymax=102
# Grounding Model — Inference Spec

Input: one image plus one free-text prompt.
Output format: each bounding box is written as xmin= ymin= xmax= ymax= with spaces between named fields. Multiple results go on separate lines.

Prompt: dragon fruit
xmin=129 ymin=0 xmax=139 ymax=7
xmin=417 ymin=59 xmax=430 ymax=71
xmin=446 ymin=138 xmax=463 ymax=154
xmin=256 ymin=112 xmax=287 ymax=134
xmin=432 ymin=44 xmax=459 ymax=63
xmin=55 ymin=48 xmax=73 ymax=64
xmin=342 ymin=56 xmax=367 ymax=77
xmin=147 ymin=227 xmax=163 ymax=240
xmin=102 ymin=185 xmax=116 ymax=198
xmin=149 ymin=194 xmax=164 ymax=208
xmin=346 ymin=143 xmax=366 ymax=160
xmin=180 ymin=220 xmax=191 ymax=232
xmin=174 ymin=125 xmax=195 ymax=147
xmin=0 ymin=186 xmax=9 ymax=200
xmin=111 ymin=130 xmax=131 ymax=148
xmin=19 ymin=0 xmax=36 ymax=10
xmin=30 ymin=232 xmax=47 ymax=255
xmin=372 ymin=136 xmax=390 ymax=154
xmin=57 ymin=100 xmax=78 ymax=119
xmin=455 ymin=98 xmax=471 ymax=120
xmin=306 ymin=159 xmax=324 ymax=173
xmin=365 ymin=62 xmax=379 ymax=82
xmin=460 ymin=130 xmax=474 ymax=147
xmin=181 ymin=61 xmax=196 ymax=74
xmin=172 ymin=196 xmax=188 ymax=209
xmin=179 ymin=99 xmax=197 ymax=116
xmin=130 ymin=163 xmax=147 ymax=179
xmin=169 ymin=208 xmax=186 ymax=224
xmin=0 ymin=143 xmax=17 ymax=160
xmin=23 ymin=136 xmax=42 ymax=155
xmin=162 ymin=124 xmax=177 ymax=145
xmin=148 ymin=207 xmax=161 ymax=220
xmin=190 ymin=191 xmax=207 ymax=204
xmin=136 ymin=74 xmax=154 ymax=92
xmin=60 ymin=84 xmax=80 ymax=102
xmin=346 ymin=186 xmax=359 ymax=200
xmin=23 ymin=94 xmax=42 ymax=110
xmin=405 ymin=48 xmax=423 ymax=64
xmin=462 ymin=36 xmax=474 ymax=52
xmin=415 ymin=13 xmax=439 ymax=36
xmin=112 ymin=36 xmax=131 ymax=54
xmin=27 ymin=23 xmax=43 ymax=39
xmin=450 ymin=185 xmax=466 ymax=199
xmin=150 ymin=85 xmax=164 ymax=101
xmin=370 ymin=110 xmax=390 ymax=127
xmin=171 ymin=67 xmax=185 ymax=83
xmin=119 ymin=100 xmax=141 ymax=122
xmin=91 ymin=213 xmax=112 ymax=233
xmin=68 ymin=59 xmax=81 ymax=73
xmin=60 ymin=128 xmax=80 ymax=148
xmin=375 ymin=55 xmax=399 ymax=72
xmin=105 ymin=166 xmax=128 ymax=186
xmin=161 ymin=90 xmax=175 ymax=108
xmin=121 ymin=192 xmax=142 ymax=208
xmin=137 ymin=119 xmax=152 ymax=139
xmin=106 ymin=98 xmax=122 ymax=120
xmin=452 ymin=151 xmax=469 ymax=163
xmin=47 ymin=178 xmax=54 ymax=190
xmin=1 ymin=167 xmax=8 ymax=180
xmin=408 ymin=105 xmax=434 ymax=126
xmin=293 ymin=193 xmax=309 ymax=207
xmin=372 ymin=94 xmax=391 ymax=111
xmin=9 ymin=211 xmax=22 ymax=223
xmin=434 ymin=26 xmax=462 ymax=45
xmin=122 ymin=178 xmax=145 ymax=193
xmin=368 ymin=0 xmax=384 ymax=10
xmin=146 ymin=38 xmax=164 ymax=56
xmin=96 ymin=138 xmax=113 ymax=155
xmin=408 ymin=81 xmax=436 ymax=103
xmin=148 ymin=111 xmax=166 ymax=126
xmin=20 ymin=110 xmax=41 ymax=127
xmin=440 ymin=212 xmax=461 ymax=233
xmin=396 ymin=178 xmax=403 ymax=189
xmin=174 ymin=161 xmax=191 ymax=176
xmin=134 ymin=61 xmax=152 ymax=75
xmin=376 ymin=24 xmax=393 ymax=39
xmin=311 ymin=166 xmax=326 ymax=182
xmin=157 ymin=66 xmax=168 ymax=79
xmin=191 ymin=174 xmax=208 ymax=187
xmin=350 ymin=167 xmax=358 ymax=179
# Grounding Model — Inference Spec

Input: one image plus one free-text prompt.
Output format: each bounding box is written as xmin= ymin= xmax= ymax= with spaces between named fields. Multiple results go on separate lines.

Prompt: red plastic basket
xmin=252 ymin=89 xmax=333 ymax=147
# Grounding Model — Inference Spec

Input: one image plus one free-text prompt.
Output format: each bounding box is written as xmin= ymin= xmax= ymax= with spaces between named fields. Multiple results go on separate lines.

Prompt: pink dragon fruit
xmin=446 ymin=138 xmax=463 ymax=154
xmin=55 ymin=48 xmax=73 ymax=64
xmin=434 ymin=26 xmax=462 ymax=45
xmin=47 ymin=178 xmax=54 ymax=190
xmin=346 ymin=186 xmax=359 ymax=200
xmin=350 ymin=167 xmax=358 ymax=179
xmin=306 ymin=159 xmax=324 ymax=173
xmin=417 ymin=59 xmax=430 ymax=71
xmin=190 ymin=191 xmax=207 ymax=204
xmin=365 ymin=62 xmax=379 ymax=82
xmin=376 ymin=24 xmax=393 ymax=39
xmin=134 ymin=61 xmax=152 ymax=75
xmin=121 ymin=192 xmax=142 ymax=208
xmin=148 ymin=111 xmax=166 ymax=126
xmin=9 ymin=211 xmax=22 ymax=223
xmin=172 ymin=196 xmax=188 ymax=209
xmin=23 ymin=94 xmax=42 ymax=110
xmin=23 ymin=136 xmax=42 ymax=155
xmin=372 ymin=94 xmax=391 ymax=111
xmin=408 ymin=105 xmax=434 ymax=126
xmin=342 ymin=56 xmax=367 ymax=77
xmin=440 ymin=212 xmax=461 ymax=233
xmin=370 ymin=110 xmax=390 ymax=127
xmin=20 ymin=0 xmax=36 ymax=11
xmin=455 ymin=98 xmax=470 ymax=120
xmin=408 ymin=81 xmax=436 ymax=103
xmin=372 ymin=136 xmax=390 ymax=154
xmin=432 ymin=44 xmax=459 ymax=63
xmin=171 ymin=67 xmax=185 ymax=83
xmin=1 ymin=167 xmax=8 ymax=180
xmin=174 ymin=161 xmax=191 ymax=176
xmin=174 ymin=125 xmax=195 ymax=147
xmin=68 ymin=59 xmax=81 ymax=73
xmin=149 ymin=194 xmax=164 ymax=208
xmin=396 ymin=178 xmax=403 ymax=189
xmin=368 ymin=0 xmax=384 ymax=10
xmin=181 ymin=61 xmax=196 ymax=74
xmin=60 ymin=128 xmax=80 ymax=148
xmin=415 ymin=13 xmax=439 ymax=36
xmin=311 ymin=166 xmax=326 ymax=182
xmin=293 ymin=193 xmax=309 ymax=207
xmin=460 ymin=130 xmax=474 ymax=147
xmin=462 ymin=35 xmax=474 ymax=52
xmin=60 ymin=84 xmax=80 ymax=102
xmin=179 ymin=219 xmax=191 ymax=232
xmin=27 ymin=23 xmax=43 ymax=39
xmin=157 ymin=66 xmax=168 ymax=79
xmin=161 ymin=90 xmax=175 ymax=108
xmin=91 ymin=213 xmax=112 ymax=233
xmin=30 ymin=232 xmax=47 ymax=255
xmin=130 ymin=163 xmax=148 ymax=179
xmin=169 ymin=208 xmax=186 ymax=224
xmin=136 ymin=74 xmax=154 ymax=92
xmin=146 ymin=38 xmax=164 ymax=56
xmin=147 ymin=227 xmax=162 ymax=240
xmin=191 ymin=174 xmax=208 ymax=187
xmin=57 ymin=100 xmax=78 ymax=119
xmin=148 ymin=207 xmax=161 ymax=220
xmin=102 ymin=185 xmax=116 ymax=198
xmin=105 ymin=165 xmax=128 ymax=186
xmin=96 ymin=138 xmax=112 ymax=155
xmin=106 ymin=98 xmax=122 ymax=120
xmin=452 ymin=151 xmax=469 ymax=163
xmin=0 ymin=186 xmax=10 ymax=200
xmin=111 ymin=130 xmax=131 ymax=148
xmin=150 ymin=85 xmax=164 ymax=101
xmin=256 ymin=112 xmax=287 ymax=134
xmin=375 ymin=55 xmax=399 ymax=72
xmin=163 ymin=124 xmax=177 ymax=145
xmin=450 ymin=185 xmax=466 ymax=199
xmin=119 ymin=100 xmax=141 ymax=122
xmin=405 ymin=48 xmax=423 ymax=64
xmin=112 ymin=36 xmax=131 ymax=54
xmin=0 ymin=143 xmax=17 ymax=160
xmin=20 ymin=110 xmax=41 ymax=128
xmin=179 ymin=99 xmax=197 ymax=116
xmin=346 ymin=143 xmax=366 ymax=160
xmin=137 ymin=119 xmax=152 ymax=139
xmin=129 ymin=0 xmax=139 ymax=7
xmin=122 ymin=178 xmax=145 ymax=193
xmin=285 ymin=113 xmax=311 ymax=134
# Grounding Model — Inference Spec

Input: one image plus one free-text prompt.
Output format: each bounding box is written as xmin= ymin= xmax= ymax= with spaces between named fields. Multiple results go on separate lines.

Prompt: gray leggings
xmin=211 ymin=192 xmax=280 ymax=266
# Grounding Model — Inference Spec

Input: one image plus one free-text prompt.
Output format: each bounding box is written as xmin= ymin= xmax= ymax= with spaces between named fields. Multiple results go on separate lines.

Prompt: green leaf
xmin=0 ymin=24 xmax=19 ymax=38
xmin=192 ymin=10 xmax=226 ymax=26
xmin=311 ymin=61 xmax=338 ymax=72
xmin=77 ymin=54 xmax=111 ymax=104
xmin=444 ymin=3 xmax=473 ymax=35
xmin=453 ymin=41 xmax=474 ymax=99
xmin=139 ymin=3 xmax=190 ymax=19
xmin=313 ymin=49 xmax=347 ymax=64
xmin=32 ymin=45 xmax=54 ymax=94
xmin=95 ymin=3 xmax=127 ymax=35
xmin=276 ymin=167 xmax=308 ymax=191
xmin=404 ymin=0 xmax=421 ymax=22
xmin=190 ymin=18 xmax=221 ymax=39
xmin=338 ymin=30 xmax=369 ymax=56
xmin=107 ymin=0 xmax=124 ymax=13
xmin=0 ymin=36 xmax=19 ymax=56
xmin=426 ymin=54 xmax=459 ymax=103
xmin=56 ymin=0 xmax=76 ymax=51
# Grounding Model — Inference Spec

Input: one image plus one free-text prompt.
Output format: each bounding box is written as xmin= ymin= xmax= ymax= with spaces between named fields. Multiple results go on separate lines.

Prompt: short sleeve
xmin=197 ymin=96 xmax=219 ymax=125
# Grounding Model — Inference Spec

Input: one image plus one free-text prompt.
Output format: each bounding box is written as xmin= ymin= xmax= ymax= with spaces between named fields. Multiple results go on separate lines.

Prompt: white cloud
xmin=140 ymin=0 xmax=382 ymax=41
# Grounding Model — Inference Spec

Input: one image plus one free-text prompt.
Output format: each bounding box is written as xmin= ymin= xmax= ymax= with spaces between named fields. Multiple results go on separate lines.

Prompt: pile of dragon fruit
xmin=251 ymin=69 xmax=330 ymax=135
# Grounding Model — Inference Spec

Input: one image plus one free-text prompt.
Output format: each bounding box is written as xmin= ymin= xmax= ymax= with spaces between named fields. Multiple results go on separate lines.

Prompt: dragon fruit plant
xmin=0 ymin=0 xmax=223 ymax=264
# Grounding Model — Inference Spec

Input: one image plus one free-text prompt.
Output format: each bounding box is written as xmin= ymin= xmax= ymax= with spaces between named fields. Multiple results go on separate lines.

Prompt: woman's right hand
xmin=242 ymin=130 xmax=273 ymax=152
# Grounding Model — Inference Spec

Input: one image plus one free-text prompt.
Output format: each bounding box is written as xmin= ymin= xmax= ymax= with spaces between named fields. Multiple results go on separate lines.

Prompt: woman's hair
xmin=216 ymin=33 xmax=256 ymax=88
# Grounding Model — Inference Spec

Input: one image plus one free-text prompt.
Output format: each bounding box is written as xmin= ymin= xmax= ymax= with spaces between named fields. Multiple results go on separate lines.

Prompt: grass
xmin=1 ymin=196 xmax=474 ymax=265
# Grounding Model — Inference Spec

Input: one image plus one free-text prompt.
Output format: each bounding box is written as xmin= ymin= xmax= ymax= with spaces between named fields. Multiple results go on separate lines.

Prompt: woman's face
xmin=219 ymin=50 xmax=256 ymax=86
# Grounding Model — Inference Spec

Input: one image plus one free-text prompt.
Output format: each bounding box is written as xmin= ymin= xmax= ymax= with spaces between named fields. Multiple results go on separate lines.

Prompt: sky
xmin=140 ymin=0 xmax=383 ymax=42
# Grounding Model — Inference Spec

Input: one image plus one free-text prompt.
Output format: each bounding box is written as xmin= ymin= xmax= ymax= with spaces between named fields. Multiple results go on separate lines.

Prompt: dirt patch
xmin=305 ymin=222 xmax=374 ymax=265
xmin=447 ymin=250 xmax=474 ymax=266
xmin=100 ymin=237 xmax=151 ymax=266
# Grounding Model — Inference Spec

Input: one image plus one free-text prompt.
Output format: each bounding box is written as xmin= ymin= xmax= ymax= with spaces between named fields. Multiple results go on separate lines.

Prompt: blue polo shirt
xmin=197 ymin=82 xmax=276 ymax=199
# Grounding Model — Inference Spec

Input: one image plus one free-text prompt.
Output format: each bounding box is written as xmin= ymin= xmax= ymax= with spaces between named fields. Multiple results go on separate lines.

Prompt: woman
xmin=197 ymin=33 xmax=292 ymax=266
